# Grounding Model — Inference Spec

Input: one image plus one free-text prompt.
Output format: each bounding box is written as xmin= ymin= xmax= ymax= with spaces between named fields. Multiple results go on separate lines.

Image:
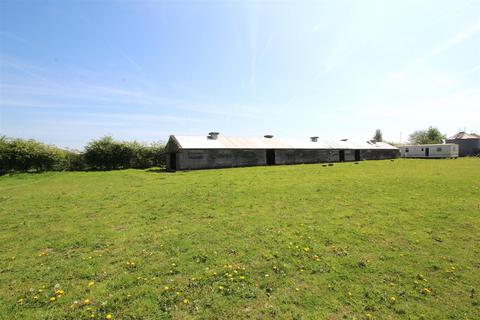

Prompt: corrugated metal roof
xmin=170 ymin=135 xmax=398 ymax=150
xmin=448 ymin=132 xmax=480 ymax=140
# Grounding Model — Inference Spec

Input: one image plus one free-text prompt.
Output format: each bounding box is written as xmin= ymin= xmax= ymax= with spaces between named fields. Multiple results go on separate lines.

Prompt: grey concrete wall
xmin=275 ymin=149 xmax=339 ymax=165
xmin=361 ymin=149 xmax=400 ymax=160
xmin=170 ymin=148 xmax=400 ymax=170
xmin=446 ymin=139 xmax=480 ymax=156
xmin=176 ymin=149 xmax=266 ymax=170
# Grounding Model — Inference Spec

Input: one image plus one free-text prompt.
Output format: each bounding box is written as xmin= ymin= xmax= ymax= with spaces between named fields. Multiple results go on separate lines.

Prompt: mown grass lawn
xmin=1 ymin=158 xmax=479 ymax=319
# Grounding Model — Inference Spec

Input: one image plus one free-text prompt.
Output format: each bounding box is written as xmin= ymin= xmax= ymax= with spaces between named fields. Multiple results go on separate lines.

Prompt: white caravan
xmin=399 ymin=144 xmax=458 ymax=158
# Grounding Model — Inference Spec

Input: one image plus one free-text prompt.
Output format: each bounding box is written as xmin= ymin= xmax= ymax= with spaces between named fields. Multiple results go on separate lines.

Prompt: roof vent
xmin=208 ymin=132 xmax=219 ymax=140
xmin=264 ymin=135 xmax=274 ymax=139
xmin=341 ymin=138 xmax=348 ymax=141
xmin=310 ymin=136 xmax=319 ymax=142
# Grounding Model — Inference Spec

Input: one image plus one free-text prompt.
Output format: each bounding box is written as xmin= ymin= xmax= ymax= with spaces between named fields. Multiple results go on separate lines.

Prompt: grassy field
xmin=1 ymin=159 xmax=479 ymax=319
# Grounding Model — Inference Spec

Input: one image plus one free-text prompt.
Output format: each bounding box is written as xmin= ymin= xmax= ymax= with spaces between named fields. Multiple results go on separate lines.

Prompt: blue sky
xmin=1 ymin=0 xmax=479 ymax=149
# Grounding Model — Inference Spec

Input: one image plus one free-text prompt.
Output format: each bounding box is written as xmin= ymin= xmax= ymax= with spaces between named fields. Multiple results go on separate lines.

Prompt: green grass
xmin=1 ymin=159 xmax=479 ymax=320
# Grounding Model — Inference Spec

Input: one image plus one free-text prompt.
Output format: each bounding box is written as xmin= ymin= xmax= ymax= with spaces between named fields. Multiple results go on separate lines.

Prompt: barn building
xmin=446 ymin=132 xmax=480 ymax=156
xmin=398 ymin=144 xmax=458 ymax=158
xmin=165 ymin=132 xmax=399 ymax=171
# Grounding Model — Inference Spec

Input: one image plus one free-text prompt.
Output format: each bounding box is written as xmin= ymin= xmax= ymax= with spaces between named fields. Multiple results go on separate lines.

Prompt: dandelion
xmin=390 ymin=296 xmax=396 ymax=303
xmin=218 ymin=286 xmax=224 ymax=290
xmin=423 ymin=288 xmax=432 ymax=294
xmin=295 ymin=288 xmax=300 ymax=292
xmin=164 ymin=286 xmax=169 ymax=291
xmin=183 ymin=299 xmax=189 ymax=304
xmin=50 ymin=297 xmax=56 ymax=302
xmin=348 ymin=292 xmax=352 ymax=297
xmin=84 ymin=298 xmax=91 ymax=304
xmin=106 ymin=314 xmax=112 ymax=319
xmin=366 ymin=314 xmax=373 ymax=319
xmin=88 ymin=281 xmax=95 ymax=287
xmin=17 ymin=298 xmax=24 ymax=304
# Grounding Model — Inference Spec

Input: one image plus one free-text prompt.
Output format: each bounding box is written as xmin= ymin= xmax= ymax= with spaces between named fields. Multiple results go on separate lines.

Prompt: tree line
xmin=372 ymin=127 xmax=445 ymax=145
xmin=0 ymin=136 xmax=165 ymax=174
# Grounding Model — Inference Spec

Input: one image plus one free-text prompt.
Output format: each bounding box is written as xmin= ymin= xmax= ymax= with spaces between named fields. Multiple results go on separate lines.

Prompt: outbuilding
xmin=165 ymin=132 xmax=399 ymax=171
xmin=446 ymin=132 xmax=480 ymax=156
xmin=398 ymin=144 xmax=458 ymax=158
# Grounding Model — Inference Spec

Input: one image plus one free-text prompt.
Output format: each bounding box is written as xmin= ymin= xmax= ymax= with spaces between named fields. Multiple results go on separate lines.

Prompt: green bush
xmin=0 ymin=135 xmax=165 ymax=174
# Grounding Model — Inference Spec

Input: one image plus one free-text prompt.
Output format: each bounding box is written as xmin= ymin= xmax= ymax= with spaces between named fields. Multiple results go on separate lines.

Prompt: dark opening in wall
xmin=355 ymin=150 xmax=361 ymax=161
xmin=169 ymin=153 xmax=177 ymax=170
xmin=266 ymin=149 xmax=276 ymax=165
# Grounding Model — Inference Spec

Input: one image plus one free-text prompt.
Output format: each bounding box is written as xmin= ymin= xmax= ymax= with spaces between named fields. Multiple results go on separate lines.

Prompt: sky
xmin=1 ymin=0 xmax=479 ymax=149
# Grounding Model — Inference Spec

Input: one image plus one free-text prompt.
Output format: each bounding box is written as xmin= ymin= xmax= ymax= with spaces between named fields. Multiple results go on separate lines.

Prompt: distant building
xmin=398 ymin=144 xmax=458 ymax=159
xmin=446 ymin=132 xmax=480 ymax=156
xmin=165 ymin=132 xmax=399 ymax=171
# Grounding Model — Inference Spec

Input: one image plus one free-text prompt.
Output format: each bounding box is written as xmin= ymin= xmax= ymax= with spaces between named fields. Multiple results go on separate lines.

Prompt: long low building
xmin=165 ymin=132 xmax=399 ymax=170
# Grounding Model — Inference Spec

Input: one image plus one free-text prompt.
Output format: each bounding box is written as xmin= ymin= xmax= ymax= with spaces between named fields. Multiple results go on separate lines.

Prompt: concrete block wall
xmin=176 ymin=149 xmax=266 ymax=170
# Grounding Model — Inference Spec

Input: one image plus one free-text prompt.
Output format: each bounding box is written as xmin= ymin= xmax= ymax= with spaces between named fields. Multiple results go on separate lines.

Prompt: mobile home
xmin=399 ymin=144 xmax=458 ymax=158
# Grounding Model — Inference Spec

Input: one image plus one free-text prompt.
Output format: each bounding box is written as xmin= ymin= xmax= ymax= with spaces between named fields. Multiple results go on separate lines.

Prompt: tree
xmin=408 ymin=127 xmax=445 ymax=144
xmin=372 ymin=129 xmax=383 ymax=142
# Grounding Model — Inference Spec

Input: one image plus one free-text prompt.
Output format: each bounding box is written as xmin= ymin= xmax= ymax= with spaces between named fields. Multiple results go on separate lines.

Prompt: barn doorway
xmin=266 ymin=149 xmax=276 ymax=165
xmin=339 ymin=150 xmax=345 ymax=162
xmin=169 ymin=153 xmax=177 ymax=170
xmin=354 ymin=149 xmax=361 ymax=161
xmin=425 ymin=148 xmax=429 ymax=157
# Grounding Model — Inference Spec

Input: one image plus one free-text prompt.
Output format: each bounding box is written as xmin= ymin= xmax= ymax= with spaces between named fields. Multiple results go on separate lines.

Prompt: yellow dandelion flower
xmin=84 ymin=298 xmax=91 ymax=304
xmin=348 ymin=292 xmax=352 ymax=297
xmin=50 ymin=297 xmax=56 ymax=302
xmin=390 ymin=296 xmax=396 ymax=303
xmin=423 ymin=288 xmax=432 ymax=294
xmin=295 ymin=288 xmax=300 ymax=292
xmin=218 ymin=286 xmax=224 ymax=290
xmin=88 ymin=281 xmax=95 ymax=287
xmin=17 ymin=298 xmax=24 ymax=304
xmin=106 ymin=314 xmax=112 ymax=319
